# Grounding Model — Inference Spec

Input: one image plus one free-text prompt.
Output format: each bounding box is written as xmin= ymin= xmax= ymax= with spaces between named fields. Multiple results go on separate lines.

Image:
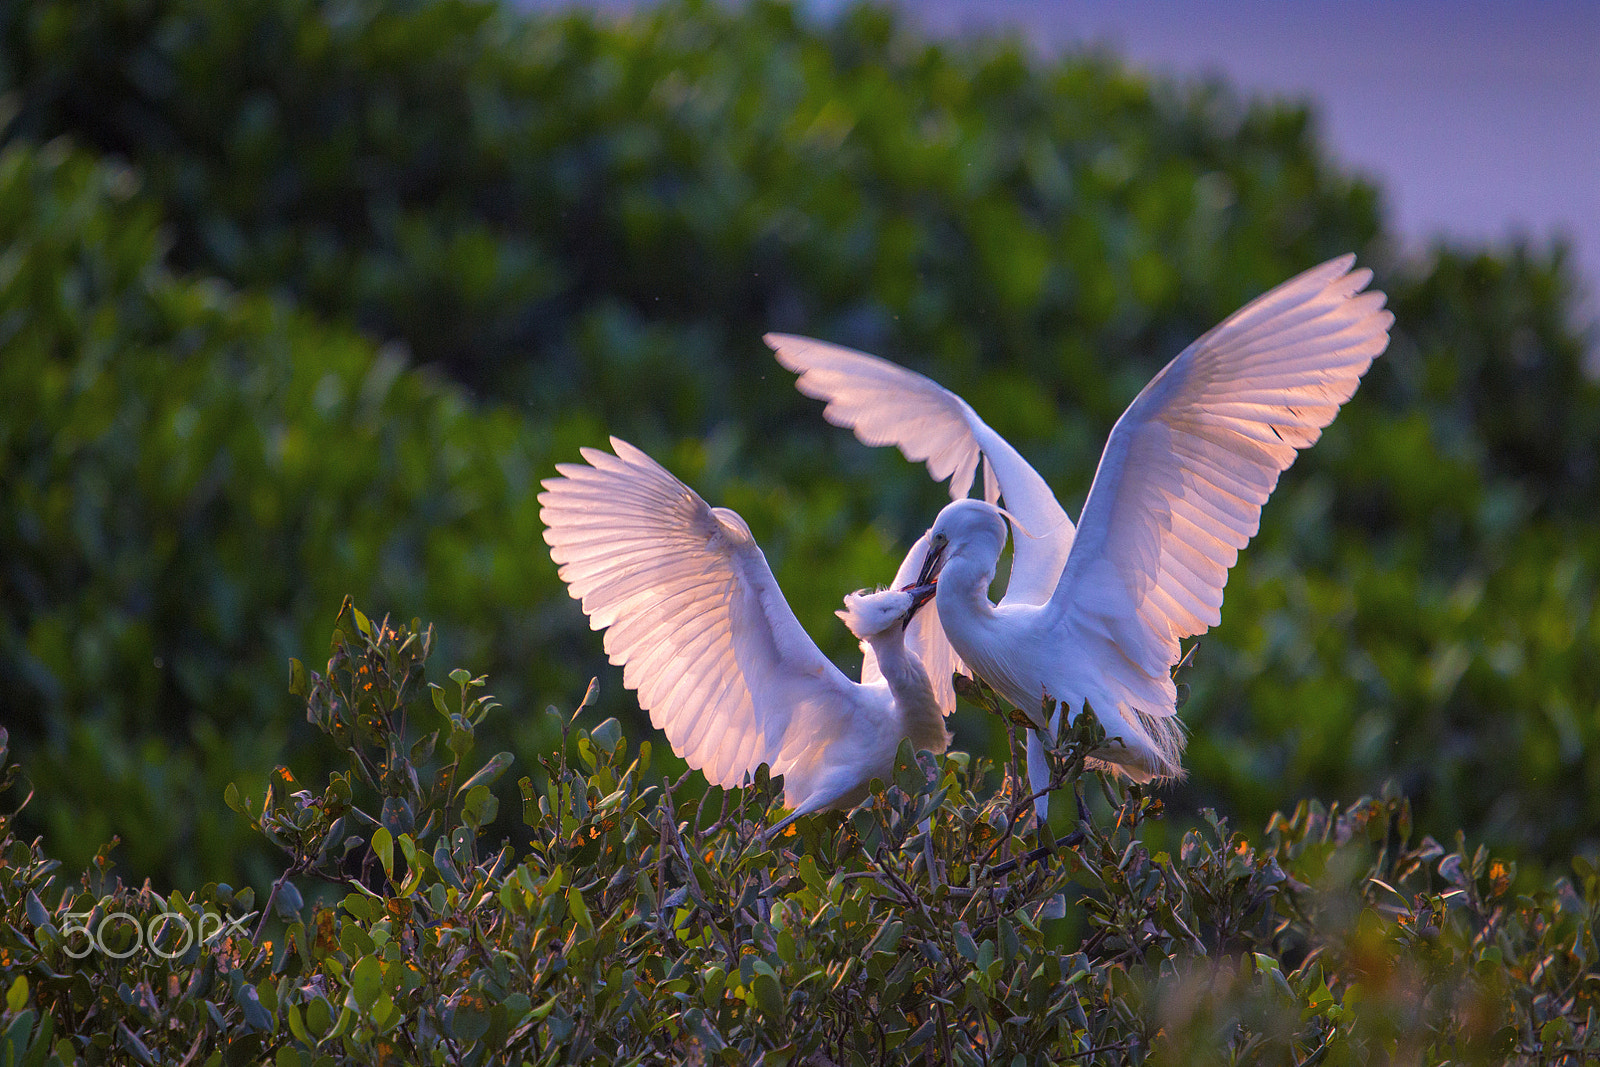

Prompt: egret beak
xmin=913 ymin=538 xmax=947 ymax=587
xmin=901 ymin=581 xmax=937 ymax=629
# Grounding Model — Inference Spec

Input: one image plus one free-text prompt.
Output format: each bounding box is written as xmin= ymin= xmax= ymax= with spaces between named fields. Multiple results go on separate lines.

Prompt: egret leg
xmin=1025 ymin=702 xmax=1064 ymax=825
xmin=1026 ymin=728 xmax=1051 ymax=824
xmin=919 ymin=830 xmax=941 ymax=889
xmin=996 ymin=714 xmax=1088 ymax=876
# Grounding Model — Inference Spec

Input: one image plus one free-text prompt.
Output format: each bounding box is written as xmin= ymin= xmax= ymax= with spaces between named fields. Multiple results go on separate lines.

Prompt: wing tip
xmin=767 ymin=332 xmax=819 ymax=373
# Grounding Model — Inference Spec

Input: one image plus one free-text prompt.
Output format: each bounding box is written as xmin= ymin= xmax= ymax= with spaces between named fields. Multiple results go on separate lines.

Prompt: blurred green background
xmin=1 ymin=0 xmax=1595 ymax=891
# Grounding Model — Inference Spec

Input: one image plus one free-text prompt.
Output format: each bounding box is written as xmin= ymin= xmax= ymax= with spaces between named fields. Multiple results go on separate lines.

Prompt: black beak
xmin=901 ymin=582 xmax=937 ymax=630
xmin=913 ymin=538 xmax=946 ymax=588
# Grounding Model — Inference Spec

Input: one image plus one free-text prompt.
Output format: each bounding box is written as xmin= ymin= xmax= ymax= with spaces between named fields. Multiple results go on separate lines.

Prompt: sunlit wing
xmin=539 ymin=438 xmax=857 ymax=788
xmin=1050 ymin=255 xmax=1394 ymax=686
xmin=767 ymin=333 xmax=1072 ymax=603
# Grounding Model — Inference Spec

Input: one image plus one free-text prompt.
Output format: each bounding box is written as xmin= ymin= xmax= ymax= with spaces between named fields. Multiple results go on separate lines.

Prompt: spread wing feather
xmin=1051 ymin=255 xmax=1394 ymax=694
xmin=540 ymin=438 xmax=855 ymax=788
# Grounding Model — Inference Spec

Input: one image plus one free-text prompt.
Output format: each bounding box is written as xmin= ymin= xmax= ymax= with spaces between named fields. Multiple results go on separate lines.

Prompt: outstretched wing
xmin=540 ymin=438 xmax=856 ymax=788
xmin=768 ymin=333 xmax=1072 ymax=604
xmin=1050 ymin=255 xmax=1393 ymax=698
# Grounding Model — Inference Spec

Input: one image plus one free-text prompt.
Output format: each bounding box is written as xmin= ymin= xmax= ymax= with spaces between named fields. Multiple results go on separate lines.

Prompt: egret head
xmin=914 ymin=499 xmax=1011 ymax=586
xmin=837 ymin=585 xmax=936 ymax=639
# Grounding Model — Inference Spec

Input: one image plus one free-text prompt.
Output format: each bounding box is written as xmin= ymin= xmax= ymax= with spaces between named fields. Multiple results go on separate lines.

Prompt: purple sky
xmin=907 ymin=1 xmax=1599 ymax=323
xmin=524 ymin=0 xmax=1600 ymax=335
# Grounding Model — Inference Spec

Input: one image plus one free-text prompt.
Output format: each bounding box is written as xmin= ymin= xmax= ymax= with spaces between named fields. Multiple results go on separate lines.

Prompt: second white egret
xmin=540 ymin=438 xmax=949 ymax=835
xmin=772 ymin=255 xmax=1394 ymax=815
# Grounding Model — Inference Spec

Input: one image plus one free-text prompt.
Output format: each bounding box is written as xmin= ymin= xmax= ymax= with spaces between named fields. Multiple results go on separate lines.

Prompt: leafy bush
xmin=2 ymin=0 xmax=1597 ymax=886
xmin=0 ymin=141 xmax=582 ymax=885
xmin=3 ymin=608 xmax=1597 ymax=1064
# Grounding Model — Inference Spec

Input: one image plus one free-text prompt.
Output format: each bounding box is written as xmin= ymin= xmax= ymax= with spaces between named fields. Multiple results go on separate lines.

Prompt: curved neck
xmin=863 ymin=632 xmax=947 ymax=752
xmin=934 ymin=552 xmax=1005 ymax=678
xmin=935 ymin=551 xmax=999 ymax=627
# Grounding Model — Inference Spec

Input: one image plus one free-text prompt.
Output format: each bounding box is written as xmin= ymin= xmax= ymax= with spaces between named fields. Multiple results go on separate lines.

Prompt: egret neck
xmin=919 ymin=505 xmax=1049 ymax=726
xmin=859 ymin=616 xmax=947 ymax=753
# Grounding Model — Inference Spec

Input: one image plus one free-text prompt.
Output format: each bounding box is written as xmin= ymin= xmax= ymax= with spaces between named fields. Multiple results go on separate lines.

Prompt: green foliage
xmin=2 ymin=1 xmax=1595 ymax=1057
xmin=4 ymin=612 xmax=1598 ymax=1064
xmin=1 ymin=0 xmax=1596 ymax=889
xmin=0 ymin=141 xmax=576 ymax=885
xmin=1 ymin=0 xmax=1379 ymax=409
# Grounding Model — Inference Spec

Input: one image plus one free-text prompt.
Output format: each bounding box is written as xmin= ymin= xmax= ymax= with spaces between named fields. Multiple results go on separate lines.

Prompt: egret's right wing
xmin=1046 ymin=256 xmax=1392 ymax=776
xmin=860 ymin=531 xmax=968 ymax=713
xmin=540 ymin=438 xmax=856 ymax=789
xmin=768 ymin=333 xmax=1072 ymax=603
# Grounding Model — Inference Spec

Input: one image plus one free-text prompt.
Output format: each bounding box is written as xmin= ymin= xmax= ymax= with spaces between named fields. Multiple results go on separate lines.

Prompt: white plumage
xmin=771 ymin=255 xmax=1393 ymax=814
xmin=539 ymin=438 xmax=949 ymax=832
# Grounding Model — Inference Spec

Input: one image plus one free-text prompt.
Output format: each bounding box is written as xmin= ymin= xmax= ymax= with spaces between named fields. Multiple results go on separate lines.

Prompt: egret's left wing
xmin=1049 ymin=256 xmax=1393 ymax=728
xmin=540 ymin=438 xmax=857 ymax=789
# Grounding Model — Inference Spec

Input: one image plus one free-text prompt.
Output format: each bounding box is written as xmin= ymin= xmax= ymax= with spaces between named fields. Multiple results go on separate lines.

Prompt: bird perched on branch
xmin=772 ymin=254 xmax=1393 ymax=817
xmin=540 ymin=438 xmax=947 ymax=835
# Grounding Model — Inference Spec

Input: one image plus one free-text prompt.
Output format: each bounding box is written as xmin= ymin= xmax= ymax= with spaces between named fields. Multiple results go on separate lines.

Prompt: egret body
xmin=540 ymin=439 xmax=948 ymax=834
xmin=772 ymin=256 xmax=1394 ymax=814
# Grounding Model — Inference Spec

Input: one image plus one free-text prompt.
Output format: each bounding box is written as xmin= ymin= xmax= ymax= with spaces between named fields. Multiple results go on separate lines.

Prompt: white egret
xmin=771 ymin=255 xmax=1394 ymax=815
xmin=539 ymin=438 xmax=949 ymax=835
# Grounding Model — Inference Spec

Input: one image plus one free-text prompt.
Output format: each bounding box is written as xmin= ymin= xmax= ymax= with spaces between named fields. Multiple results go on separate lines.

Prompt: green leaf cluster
xmin=3 ymin=612 xmax=1598 ymax=1064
